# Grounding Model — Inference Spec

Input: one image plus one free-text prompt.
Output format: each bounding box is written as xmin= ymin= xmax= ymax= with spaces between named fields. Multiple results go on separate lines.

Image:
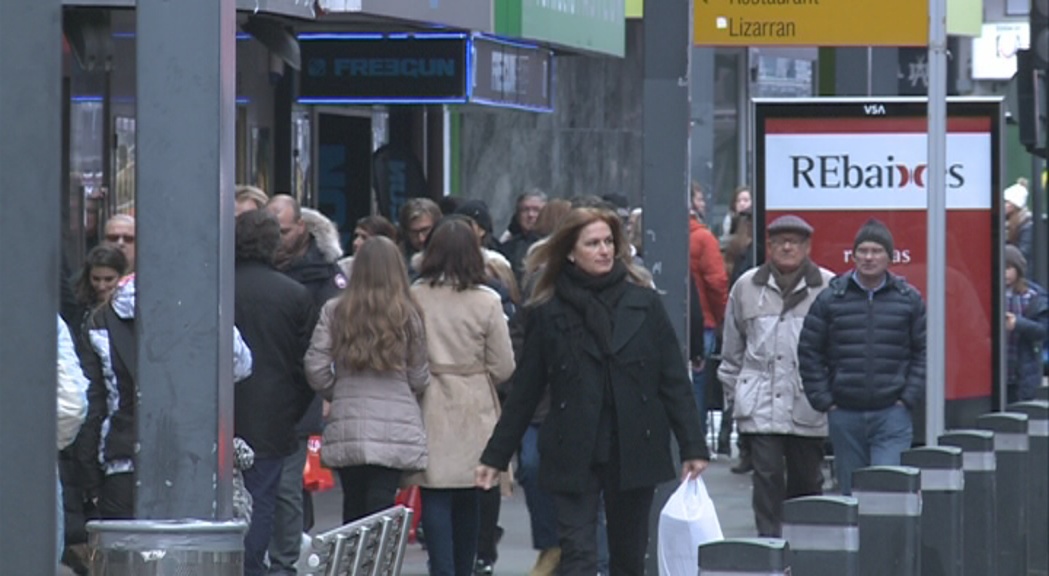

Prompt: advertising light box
xmin=754 ymin=98 xmax=1004 ymax=428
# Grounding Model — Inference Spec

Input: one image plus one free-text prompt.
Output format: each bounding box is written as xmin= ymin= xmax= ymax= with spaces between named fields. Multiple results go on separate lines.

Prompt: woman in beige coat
xmin=304 ymin=236 xmax=429 ymax=524
xmin=410 ymin=218 xmax=515 ymax=576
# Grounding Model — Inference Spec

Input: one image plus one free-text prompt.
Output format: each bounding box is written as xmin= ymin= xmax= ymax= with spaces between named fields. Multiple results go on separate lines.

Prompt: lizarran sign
xmin=694 ymin=0 xmax=928 ymax=46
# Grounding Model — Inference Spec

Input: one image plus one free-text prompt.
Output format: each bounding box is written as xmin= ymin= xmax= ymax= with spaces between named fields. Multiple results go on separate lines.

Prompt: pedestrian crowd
xmin=49 ymin=177 xmax=1043 ymax=576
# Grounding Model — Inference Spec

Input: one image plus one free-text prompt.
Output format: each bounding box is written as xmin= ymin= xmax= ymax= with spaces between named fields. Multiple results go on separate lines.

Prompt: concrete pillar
xmin=134 ymin=0 xmax=238 ymax=519
xmin=0 ymin=0 xmax=62 ymax=571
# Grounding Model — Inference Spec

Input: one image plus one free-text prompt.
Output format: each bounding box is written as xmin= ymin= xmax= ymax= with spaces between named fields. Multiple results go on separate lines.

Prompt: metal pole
xmin=0 ymin=0 xmax=61 ymax=571
xmin=925 ymin=0 xmax=948 ymax=446
xmin=1031 ymin=155 xmax=1047 ymax=288
xmin=641 ymin=0 xmax=691 ymax=572
xmin=135 ymin=0 xmax=237 ymax=519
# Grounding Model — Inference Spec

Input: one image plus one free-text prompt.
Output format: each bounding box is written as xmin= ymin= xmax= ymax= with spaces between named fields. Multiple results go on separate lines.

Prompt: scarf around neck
xmin=555 ymin=260 xmax=629 ymax=355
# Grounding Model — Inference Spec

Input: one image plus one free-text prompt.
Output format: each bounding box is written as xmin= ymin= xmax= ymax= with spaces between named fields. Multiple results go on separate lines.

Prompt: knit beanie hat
xmin=455 ymin=199 xmax=494 ymax=237
xmin=1004 ymin=182 xmax=1029 ymax=209
xmin=853 ymin=218 xmax=894 ymax=254
xmin=1005 ymin=244 xmax=1027 ymax=277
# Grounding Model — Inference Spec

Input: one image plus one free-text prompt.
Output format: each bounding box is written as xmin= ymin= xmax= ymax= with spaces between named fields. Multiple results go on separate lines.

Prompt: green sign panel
xmin=496 ymin=0 xmax=625 ymax=57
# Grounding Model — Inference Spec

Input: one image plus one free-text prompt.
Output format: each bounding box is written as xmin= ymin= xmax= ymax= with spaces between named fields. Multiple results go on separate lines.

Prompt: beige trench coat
xmin=407 ymin=282 xmax=515 ymax=488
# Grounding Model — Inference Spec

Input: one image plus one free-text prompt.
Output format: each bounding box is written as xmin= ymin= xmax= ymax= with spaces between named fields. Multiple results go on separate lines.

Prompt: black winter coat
xmin=235 ymin=261 xmax=317 ymax=458
xmin=799 ymin=272 xmax=926 ymax=412
xmin=480 ymin=283 xmax=708 ymax=494
xmin=280 ymin=236 xmax=344 ymax=436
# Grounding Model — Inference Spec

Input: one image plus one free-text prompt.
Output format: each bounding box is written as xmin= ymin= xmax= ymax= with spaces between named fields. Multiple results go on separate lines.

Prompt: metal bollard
xmin=1007 ymin=401 xmax=1049 ymax=576
xmin=698 ymin=538 xmax=790 ymax=575
xmin=781 ymin=495 xmax=859 ymax=576
xmin=87 ymin=519 xmax=247 ymax=575
xmin=901 ymin=446 xmax=964 ymax=576
xmin=939 ymin=430 xmax=997 ymax=576
xmin=852 ymin=466 xmax=921 ymax=576
xmin=977 ymin=412 xmax=1030 ymax=576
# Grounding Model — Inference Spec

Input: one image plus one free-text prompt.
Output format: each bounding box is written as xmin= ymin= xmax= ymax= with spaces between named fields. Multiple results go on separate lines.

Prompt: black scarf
xmin=556 ymin=260 xmax=629 ymax=465
xmin=555 ymin=261 xmax=629 ymax=355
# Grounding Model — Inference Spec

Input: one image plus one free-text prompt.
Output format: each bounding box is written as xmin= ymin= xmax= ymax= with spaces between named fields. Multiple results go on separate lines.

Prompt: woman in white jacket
xmin=57 ymin=315 xmax=88 ymax=566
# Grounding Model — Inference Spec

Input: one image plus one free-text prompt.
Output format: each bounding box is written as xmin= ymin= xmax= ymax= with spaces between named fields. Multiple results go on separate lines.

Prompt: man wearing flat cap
xmin=718 ymin=214 xmax=833 ymax=536
xmin=799 ymin=218 xmax=926 ymax=495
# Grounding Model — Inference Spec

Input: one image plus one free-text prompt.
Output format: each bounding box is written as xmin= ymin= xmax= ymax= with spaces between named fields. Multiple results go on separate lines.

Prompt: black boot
xmin=717 ymin=409 xmax=734 ymax=456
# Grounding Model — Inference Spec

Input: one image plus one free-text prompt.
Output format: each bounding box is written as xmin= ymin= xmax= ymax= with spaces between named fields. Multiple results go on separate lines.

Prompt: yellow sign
xmin=694 ymin=0 xmax=928 ymax=47
xmin=626 ymin=0 xmax=643 ymax=18
xmin=947 ymin=0 xmax=981 ymax=37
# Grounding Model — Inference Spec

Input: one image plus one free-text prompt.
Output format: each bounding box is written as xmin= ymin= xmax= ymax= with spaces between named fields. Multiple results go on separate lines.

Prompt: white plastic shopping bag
xmin=657 ymin=476 xmax=723 ymax=576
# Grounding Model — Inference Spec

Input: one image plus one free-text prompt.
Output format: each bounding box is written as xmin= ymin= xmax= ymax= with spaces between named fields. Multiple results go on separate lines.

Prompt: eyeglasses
xmin=408 ymin=226 xmax=433 ymax=239
xmin=106 ymin=234 xmax=135 ymax=244
xmin=770 ymin=236 xmax=806 ymax=248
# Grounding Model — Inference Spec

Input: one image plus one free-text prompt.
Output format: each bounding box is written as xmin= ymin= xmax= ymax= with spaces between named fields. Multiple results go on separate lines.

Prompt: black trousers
xmin=552 ymin=461 xmax=654 ymax=576
xmin=336 ymin=464 xmax=402 ymax=524
xmin=476 ymin=486 xmax=502 ymax=563
xmin=98 ymin=472 xmax=135 ymax=520
xmin=746 ymin=433 xmax=824 ymax=537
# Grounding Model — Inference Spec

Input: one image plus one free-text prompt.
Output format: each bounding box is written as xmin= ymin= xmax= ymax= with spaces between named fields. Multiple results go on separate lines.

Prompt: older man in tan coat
xmin=717 ymin=214 xmax=832 ymax=537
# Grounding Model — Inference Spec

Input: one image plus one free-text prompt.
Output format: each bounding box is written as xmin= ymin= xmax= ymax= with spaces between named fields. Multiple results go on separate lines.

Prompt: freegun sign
xmin=694 ymin=0 xmax=928 ymax=47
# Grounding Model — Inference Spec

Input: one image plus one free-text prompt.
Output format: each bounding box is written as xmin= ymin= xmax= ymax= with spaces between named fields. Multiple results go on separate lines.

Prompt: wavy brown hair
xmin=417 ymin=217 xmax=487 ymax=291
xmin=74 ymin=244 xmax=129 ymax=306
xmin=527 ymin=207 xmax=650 ymax=305
xmin=331 ymin=236 xmax=422 ymax=372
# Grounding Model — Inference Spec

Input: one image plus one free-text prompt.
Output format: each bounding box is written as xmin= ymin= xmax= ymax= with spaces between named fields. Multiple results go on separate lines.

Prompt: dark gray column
xmin=853 ymin=466 xmax=922 ymax=576
xmin=782 ymin=496 xmax=860 ymax=576
xmin=1006 ymin=401 xmax=1047 ymax=575
xmin=699 ymin=538 xmax=791 ymax=575
xmin=976 ymin=412 xmax=1030 ymax=576
xmin=938 ymin=430 xmax=997 ymax=576
xmin=0 ymin=0 xmax=62 ymax=571
xmin=135 ymin=0 xmax=237 ymax=519
xmin=690 ymin=46 xmax=715 ymax=196
xmin=901 ymin=446 xmax=964 ymax=576
xmin=833 ymin=48 xmax=901 ymax=96
xmin=641 ymin=2 xmax=691 ymax=573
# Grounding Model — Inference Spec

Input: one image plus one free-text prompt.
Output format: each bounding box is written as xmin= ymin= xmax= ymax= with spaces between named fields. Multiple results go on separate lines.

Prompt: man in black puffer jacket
xmin=798 ymin=219 xmax=926 ymax=495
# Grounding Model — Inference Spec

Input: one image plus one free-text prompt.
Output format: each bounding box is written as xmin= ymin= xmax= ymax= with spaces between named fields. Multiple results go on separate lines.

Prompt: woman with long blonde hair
xmin=304 ymin=236 xmax=430 ymax=523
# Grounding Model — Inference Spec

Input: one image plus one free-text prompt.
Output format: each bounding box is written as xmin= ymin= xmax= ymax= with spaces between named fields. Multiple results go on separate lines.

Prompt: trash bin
xmin=87 ymin=519 xmax=247 ymax=576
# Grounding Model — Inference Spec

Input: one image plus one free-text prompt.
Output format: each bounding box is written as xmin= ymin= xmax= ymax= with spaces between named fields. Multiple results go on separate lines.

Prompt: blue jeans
xmin=828 ymin=404 xmax=913 ymax=495
xmin=56 ymin=465 xmax=63 ymax=566
xmin=242 ymin=456 xmax=284 ymax=576
xmin=691 ymin=328 xmax=716 ymax=434
xmin=517 ymin=424 xmax=559 ymax=550
xmin=420 ymin=488 xmax=479 ymax=576
xmin=268 ymin=438 xmax=307 ymax=575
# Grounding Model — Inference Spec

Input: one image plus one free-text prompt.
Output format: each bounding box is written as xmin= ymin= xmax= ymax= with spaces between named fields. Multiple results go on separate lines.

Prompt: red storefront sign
xmin=754 ymin=99 xmax=1003 ymax=426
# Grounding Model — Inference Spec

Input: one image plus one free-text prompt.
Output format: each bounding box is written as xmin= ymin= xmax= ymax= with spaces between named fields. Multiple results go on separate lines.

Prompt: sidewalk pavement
xmin=306 ymin=450 xmax=758 ymax=576
xmin=57 ymin=444 xmax=762 ymax=576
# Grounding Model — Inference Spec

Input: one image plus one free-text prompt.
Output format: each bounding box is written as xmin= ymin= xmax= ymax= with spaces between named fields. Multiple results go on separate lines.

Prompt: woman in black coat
xmin=476 ymin=207 xmax=709 ymax=576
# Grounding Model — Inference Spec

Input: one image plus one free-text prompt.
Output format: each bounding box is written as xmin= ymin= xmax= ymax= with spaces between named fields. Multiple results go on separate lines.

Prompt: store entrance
xmin=316 ymin=111 xmax=372 ymax=254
